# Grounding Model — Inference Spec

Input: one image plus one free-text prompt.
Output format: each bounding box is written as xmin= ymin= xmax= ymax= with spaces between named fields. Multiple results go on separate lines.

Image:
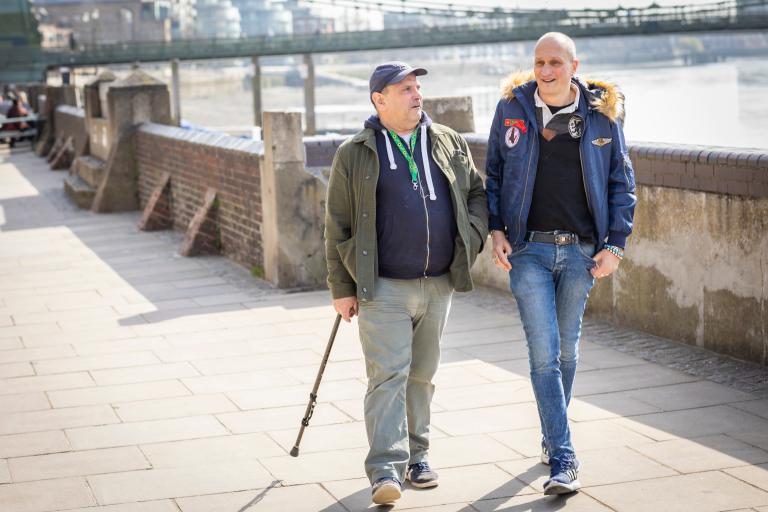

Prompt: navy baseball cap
xmin=369 ymin=61 xmax=427 ymax=95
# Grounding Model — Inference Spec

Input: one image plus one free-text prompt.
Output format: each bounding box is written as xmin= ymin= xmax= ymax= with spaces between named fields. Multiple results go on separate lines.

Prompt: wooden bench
xmin=0 ymin=113 xmax=39 ymax=146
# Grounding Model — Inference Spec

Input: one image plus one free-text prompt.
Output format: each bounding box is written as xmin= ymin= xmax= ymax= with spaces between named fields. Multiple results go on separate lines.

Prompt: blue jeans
xmin=508 ymin=238 xmax=596 ymax=467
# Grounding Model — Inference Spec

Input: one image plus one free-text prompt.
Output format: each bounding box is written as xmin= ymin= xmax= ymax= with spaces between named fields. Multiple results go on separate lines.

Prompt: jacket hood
xmin=500 ymin=71 xmax=625 ymax=123
xmin=364 ymin=111 xmax=433 ymax=131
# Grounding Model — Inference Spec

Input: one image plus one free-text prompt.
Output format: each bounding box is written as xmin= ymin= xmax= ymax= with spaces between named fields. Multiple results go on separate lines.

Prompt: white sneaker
xmin=371 ymin=477 xmax=401 ymax=504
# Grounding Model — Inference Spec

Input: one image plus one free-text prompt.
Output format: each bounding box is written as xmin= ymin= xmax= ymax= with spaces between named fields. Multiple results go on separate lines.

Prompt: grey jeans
xmin=357 ymin=274 xmax=453 ymax=484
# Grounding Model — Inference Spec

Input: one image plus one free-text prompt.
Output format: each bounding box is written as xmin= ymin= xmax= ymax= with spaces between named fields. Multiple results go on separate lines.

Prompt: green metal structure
xmin=0 ymin=0 xmax=43 ymax=83
xmin=1 ymin=0 xmax=767 ymax=83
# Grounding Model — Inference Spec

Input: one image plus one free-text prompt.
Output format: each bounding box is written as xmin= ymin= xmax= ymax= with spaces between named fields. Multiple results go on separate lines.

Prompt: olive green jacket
xmin=324 ymin=123 xmax=489 ymax=302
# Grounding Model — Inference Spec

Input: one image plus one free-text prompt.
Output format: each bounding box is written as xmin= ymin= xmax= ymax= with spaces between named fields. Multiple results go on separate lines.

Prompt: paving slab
xmin=58 ymin=501 xmax=180 ymax=512
xmin=614 ymin=405 xmax=768 ymax=441
xmin=633 ymin=435 xmax=768 ymax=473
xmin=175 ymin=484 xmax=346 ymax=512
xmin=725 ymin=463 xmax=768 ymax=493
xmin=87 ymin=460 xmax=274 ymax=504
xmin=0 ymin=405 xmax=119 ymax=436
xmin=471 ymin=492 xmax=613 ymax=512
xmin=585 ymin=471 xmax=768 ymax=512
xmin=65 ymin=416 xmax=228 ymax=450
xmin=0 ymin=477 xmax=96 ymax=512
xmin=8 ymin=446 xmax=150 ymax=482
xmin=140 ymin=432 xmax=285 ymax=467
xmin=0 ymin=459 xmax=10 ymax=483
xmin=48 ymin=380 xmax=190 ymax=408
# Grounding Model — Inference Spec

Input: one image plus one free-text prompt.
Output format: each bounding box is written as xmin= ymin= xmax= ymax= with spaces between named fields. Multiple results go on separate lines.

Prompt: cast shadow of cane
xmin=237 ymin=480 xmax=282 ymax=511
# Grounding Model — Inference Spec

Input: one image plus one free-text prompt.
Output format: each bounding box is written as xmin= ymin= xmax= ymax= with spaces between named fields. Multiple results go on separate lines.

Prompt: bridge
xmin=1 ymin=0 xmax=768 ymax=79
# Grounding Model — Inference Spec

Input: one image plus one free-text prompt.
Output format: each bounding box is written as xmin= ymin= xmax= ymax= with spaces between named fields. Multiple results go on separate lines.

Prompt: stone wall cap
xmin=86 ymin=70 xmax=117 ymax=87
xmin=139 ymin=123 xmax=264 ymax=155
xmin=57 ymin=105 xmax=85 ymax=118
xmin=303 ymin=135 xmax=348 ymax=147
xmin=112 ymin=70 xmax=165 ymax=88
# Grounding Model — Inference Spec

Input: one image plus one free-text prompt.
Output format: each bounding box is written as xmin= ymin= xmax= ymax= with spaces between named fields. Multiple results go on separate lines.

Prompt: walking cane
xmin=290 ymin=313 xmax=343 ymax=457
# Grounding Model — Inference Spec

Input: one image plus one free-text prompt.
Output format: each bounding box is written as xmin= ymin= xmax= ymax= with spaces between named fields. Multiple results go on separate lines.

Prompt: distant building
xmin=282 ymin=0 xmax=333 ymax=34
xmin=37 ymin=21 xmax=73 ymax=48
xmin=169 ymin=0 xmax=195 ymax=39
xmin=194 ymin=0 xmax=241 ymax=39
xmin=31 ymin=0 xmax=171 ymax=46
xmin=233 ymin=0 xmax=291 ymax=37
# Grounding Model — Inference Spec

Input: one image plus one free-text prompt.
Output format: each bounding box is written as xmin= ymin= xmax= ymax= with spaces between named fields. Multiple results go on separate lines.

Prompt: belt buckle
xmin=554 ymin=233 xmax=571 ymax=245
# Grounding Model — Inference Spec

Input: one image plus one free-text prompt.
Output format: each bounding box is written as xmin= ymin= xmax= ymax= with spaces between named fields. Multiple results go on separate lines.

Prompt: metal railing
xmin=1 ymin=0 xmax=767 ymax=70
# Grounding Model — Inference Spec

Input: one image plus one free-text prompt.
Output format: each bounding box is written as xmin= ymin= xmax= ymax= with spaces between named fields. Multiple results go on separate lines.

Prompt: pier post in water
xmin=252 ymin=56 xmax=262 ymax=136
xmin=303 ymin=53 xmax=316 ymax=135
xmin=171 ymin=58 xmax=181 ymax=126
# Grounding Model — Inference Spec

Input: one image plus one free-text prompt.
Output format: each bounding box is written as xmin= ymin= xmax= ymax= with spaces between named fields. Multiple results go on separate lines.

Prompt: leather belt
xmin=526 ymin=231 xmax=579 ymax=245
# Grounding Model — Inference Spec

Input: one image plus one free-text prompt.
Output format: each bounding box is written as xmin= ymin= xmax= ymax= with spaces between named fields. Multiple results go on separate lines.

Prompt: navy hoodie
xmin=364 ymin=113 xmax=457 ymax=280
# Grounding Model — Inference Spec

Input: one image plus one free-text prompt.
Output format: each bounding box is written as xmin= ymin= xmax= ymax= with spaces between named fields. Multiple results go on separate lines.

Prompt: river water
xmin=178 ymin=56 xmax=768 ymax=150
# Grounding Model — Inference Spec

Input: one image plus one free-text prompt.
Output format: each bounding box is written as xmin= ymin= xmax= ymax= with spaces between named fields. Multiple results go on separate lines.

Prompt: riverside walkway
xmin=1 ymin=144 xmax=768 ymax=512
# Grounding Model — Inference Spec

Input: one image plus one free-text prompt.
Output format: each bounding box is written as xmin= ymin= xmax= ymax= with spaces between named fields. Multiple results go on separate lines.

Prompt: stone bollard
xmin=423 ymin=96 xmax=475 ymax=133
xmin=91 ymin=70 xmax=172 ymax=212
xmin=35 ymin=85 xmax=77 ymax=157
xmin=261 ymin=111 xmax=327 ymax=289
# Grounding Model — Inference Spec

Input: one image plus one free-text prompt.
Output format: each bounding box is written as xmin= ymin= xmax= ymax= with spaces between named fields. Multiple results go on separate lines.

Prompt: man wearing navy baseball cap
xmin=324 ymin=61 xmax=488 ymax=505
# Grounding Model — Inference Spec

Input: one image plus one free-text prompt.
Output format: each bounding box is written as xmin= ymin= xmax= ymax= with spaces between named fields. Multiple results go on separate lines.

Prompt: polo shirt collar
xmin=534 ymin=83 xmax=580 ymax=129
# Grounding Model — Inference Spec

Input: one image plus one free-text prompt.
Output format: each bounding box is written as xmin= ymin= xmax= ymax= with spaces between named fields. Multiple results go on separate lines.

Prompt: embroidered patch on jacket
xmin=504 ymin=118 xmax=527 ymax=133
xmin=505 ymin=126 xmax=521 ymax=148
xmin=567 ymin=115 xmax=584 ymax=139
xmin=591 ymin=137 xmax=613 ymax=147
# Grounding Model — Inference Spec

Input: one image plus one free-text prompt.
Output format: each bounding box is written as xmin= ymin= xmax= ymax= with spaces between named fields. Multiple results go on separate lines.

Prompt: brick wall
xmin=135 ymin=123 xmax=265 ymax=270
xmin=54 ymin=106 xmax=88 ymax=155
xmin=465 ymin=134 xmax=768 ymax=199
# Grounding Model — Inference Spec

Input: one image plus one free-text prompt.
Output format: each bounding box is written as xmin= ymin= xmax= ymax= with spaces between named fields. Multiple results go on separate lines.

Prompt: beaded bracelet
xmin=604 ymin=244 xmax=624 ymax=260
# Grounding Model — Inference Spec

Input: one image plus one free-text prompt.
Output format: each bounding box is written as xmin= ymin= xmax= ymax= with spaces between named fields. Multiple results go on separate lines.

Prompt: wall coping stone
xmin=56 ymin=105 xmax=85 ymax=118
xmin=138 ymin=123 xmax=264 ymax=155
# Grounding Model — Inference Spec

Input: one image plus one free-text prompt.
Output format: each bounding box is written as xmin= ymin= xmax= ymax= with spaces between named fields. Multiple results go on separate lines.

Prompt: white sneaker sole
xmin=540 ymin=451 xmax=550 ymax=465
xmin=543 ymin=479 xmax=581 ymax=495
xmin=372 ymin=483 xmax=401 ymax=504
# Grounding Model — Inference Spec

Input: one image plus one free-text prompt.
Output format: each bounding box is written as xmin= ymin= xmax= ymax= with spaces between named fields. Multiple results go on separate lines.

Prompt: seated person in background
xmin=0 ymin=94 xmax=11 ymax=116
xmin=2 ymin=94 xmax=31 ymax=147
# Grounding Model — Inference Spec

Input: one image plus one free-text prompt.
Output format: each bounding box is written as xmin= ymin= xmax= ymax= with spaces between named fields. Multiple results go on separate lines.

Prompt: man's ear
xmin=372 ymin=91 xmax=386 ymax=109
xmin=571 ymin=58 xmax=580 ymax=75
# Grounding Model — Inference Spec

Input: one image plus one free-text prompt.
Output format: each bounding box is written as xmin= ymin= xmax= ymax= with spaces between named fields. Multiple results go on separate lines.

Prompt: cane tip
xmin=290 ymin=447 xmax=299 ymax=457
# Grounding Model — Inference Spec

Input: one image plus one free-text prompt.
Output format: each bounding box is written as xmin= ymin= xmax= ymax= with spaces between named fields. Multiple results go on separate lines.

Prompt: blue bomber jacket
xmin=485 ymin=74 xmax=637 ymax=249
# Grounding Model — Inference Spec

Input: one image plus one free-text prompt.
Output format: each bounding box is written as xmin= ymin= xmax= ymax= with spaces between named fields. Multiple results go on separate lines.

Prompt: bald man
xmin=485 ymin=32 xmax=636 ymax=494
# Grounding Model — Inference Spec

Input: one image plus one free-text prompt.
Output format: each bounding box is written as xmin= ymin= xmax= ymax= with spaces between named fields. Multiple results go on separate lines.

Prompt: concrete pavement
xmin=1 ymin=145 xmax=768 ymax=512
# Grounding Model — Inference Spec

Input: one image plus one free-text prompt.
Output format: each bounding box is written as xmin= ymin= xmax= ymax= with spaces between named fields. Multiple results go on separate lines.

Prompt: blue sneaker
xmin=406 ymin=461 xmax=439 ymax=488
xmin=371 ymin=477 xmax=401 ymax=504
xmin=543 ymin=459 xmax=581 ymax=495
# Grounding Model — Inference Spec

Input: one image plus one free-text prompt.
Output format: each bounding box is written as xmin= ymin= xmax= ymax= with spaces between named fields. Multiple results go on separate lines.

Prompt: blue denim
xmin=508 ymin=236 xmax=596 ymax=467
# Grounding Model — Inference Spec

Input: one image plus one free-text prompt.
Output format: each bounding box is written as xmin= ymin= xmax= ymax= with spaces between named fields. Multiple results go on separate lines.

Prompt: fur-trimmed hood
xmin=500 ymin=71 xmax=625 ymax=123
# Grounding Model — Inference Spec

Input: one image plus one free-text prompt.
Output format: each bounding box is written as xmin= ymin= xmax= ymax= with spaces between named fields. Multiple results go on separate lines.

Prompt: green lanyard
xmin=388 ymin=129 xmax=419 ymax=191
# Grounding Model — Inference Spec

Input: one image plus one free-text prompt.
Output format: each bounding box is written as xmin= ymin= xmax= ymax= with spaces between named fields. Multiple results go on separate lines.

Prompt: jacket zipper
xmin=410 ymin=133 xmax=431 ymax=277
xmin=578 ymin=140 xmax=593 ymax=219
xmin=420 ymin=186 xmax=431 ymax=277
xmin=517 ymin=135 xmax=537 ymax=243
